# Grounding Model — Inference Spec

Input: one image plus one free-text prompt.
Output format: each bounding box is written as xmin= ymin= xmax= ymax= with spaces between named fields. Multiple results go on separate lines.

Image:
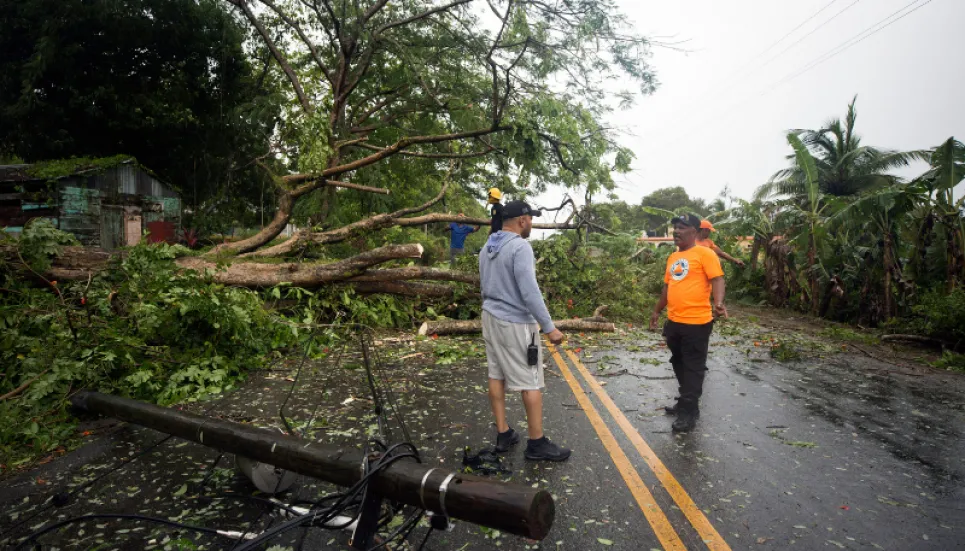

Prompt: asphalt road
xmin=2 ymin=315 xmax=963 ymax=550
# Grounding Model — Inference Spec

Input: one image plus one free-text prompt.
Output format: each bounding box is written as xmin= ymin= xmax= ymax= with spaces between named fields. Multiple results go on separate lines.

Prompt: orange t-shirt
xmin=664 ymin=245 xmax=724 ymax=324
xmin=696 ymin=238 xmax=716 ymax=250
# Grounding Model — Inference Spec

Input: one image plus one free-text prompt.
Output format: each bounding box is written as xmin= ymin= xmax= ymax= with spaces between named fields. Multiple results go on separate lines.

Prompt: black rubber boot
xmin=672 ymin=409 xmax=699 ymax=432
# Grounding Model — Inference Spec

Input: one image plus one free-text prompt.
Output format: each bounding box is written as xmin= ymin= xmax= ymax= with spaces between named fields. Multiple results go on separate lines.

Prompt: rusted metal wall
xmin=1 ymin=164 xmax=181 ymax=249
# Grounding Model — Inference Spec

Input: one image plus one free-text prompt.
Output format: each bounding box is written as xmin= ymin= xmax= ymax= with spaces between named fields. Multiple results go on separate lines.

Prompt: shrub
xmin=901 ymin=287 xmax=965 ymax=346
xmin=0 ymin=224 xmax=304 ymax=471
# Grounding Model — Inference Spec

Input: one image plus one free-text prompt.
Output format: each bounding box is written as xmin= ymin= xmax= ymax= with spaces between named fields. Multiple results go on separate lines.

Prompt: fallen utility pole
xmin=71 ymin=391 xmax=554 ymax=541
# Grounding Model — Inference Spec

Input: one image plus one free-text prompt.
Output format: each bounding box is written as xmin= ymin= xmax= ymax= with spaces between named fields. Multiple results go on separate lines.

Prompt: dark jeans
xmin=449 ymin=247 xmax=465 ymax=268
xmin=663 ymin=320 xmax=714 ymax=413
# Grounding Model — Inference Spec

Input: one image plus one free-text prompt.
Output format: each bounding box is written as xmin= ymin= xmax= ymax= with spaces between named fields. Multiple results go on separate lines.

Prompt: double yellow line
xmin=546 ymin=343 xmax=730 ymax=551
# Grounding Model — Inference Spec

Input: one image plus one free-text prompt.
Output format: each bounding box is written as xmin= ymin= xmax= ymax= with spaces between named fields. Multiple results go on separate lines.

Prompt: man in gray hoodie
xmin=479 ymin=200 xmax=570 ymax=462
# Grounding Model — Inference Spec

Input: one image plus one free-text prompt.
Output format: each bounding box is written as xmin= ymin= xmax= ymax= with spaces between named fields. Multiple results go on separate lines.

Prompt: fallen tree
xmin=418 ymin=318 xmax=616 ymax=336
xmin=203 ymin=0 xmax=653 ymax=261
xmin=5 ymin=0 xmax=657 ymax=300
xmin=5 ymin=243 xmax=479 ymax=296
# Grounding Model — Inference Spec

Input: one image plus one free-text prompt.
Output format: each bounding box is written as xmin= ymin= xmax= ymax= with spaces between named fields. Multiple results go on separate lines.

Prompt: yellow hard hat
xmin=488 ymin=187 xmax=502 ymax=200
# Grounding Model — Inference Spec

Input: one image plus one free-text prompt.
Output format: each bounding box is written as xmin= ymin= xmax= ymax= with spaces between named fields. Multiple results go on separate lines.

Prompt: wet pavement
xmin=2 ymin=310 xmax=964 ymax=550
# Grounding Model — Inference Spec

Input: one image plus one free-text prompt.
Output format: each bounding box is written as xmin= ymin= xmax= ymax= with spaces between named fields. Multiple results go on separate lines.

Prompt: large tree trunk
xmin=883 ymin=232 xmax=894 ymax=319
xmin=750 ymin=235 xmax=762 ymax=272
xmin=807 ymin=230 xmax=818 ymax=314
xmin=176 ymin=244 xmax=425 ymax=288
xmin=345 ymin=267 xmax=479 ymax=285
xmin=764 ymin=236 xmax=789 ymax=307
xmin=818 ymin=275 xmax=844 ymax=319
xmin=418 ymin=319 xmax=616 ymax=336
xmin=6 ymin=244 xmax=482 ymax=295
xmin=208 ymin=190 xmax=296 ymax=257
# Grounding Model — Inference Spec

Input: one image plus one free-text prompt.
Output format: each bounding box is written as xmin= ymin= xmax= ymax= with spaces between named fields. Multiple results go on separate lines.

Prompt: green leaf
xmin=173 ymin=484 xmax=188 ymax=497
xmin=597 ymin=538 xmax=614 ymax=546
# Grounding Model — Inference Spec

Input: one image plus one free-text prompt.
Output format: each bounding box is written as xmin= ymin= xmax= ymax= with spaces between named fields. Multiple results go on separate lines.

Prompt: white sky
xmin=529 ymin=0 xmax=964 ymax=235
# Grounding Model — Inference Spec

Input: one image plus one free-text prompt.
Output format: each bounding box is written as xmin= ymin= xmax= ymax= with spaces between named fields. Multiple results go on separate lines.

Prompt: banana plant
xmin=784 ymin=132 xmax=833 ymax=314
xmin=911 ymin=137 xmax=965 ymax=291
xmin=830 ymin=182 xmax=922 ymax=318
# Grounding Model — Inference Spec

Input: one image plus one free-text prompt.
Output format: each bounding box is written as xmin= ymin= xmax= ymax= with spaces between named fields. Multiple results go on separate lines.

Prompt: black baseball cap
xmin=670 ymin=213 xmax=702 ymax=228
xmin=502 ymin=200 xmax=542 ymax=220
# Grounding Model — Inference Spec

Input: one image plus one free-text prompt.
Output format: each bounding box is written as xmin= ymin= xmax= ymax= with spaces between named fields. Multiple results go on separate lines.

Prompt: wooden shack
xmin=0 ymin=157 xmax=181 ymax=249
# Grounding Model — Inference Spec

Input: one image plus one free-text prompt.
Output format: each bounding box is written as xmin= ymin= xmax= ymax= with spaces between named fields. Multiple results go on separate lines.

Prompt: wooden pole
xmin=70 ymin=391 xmax=554 ymax=540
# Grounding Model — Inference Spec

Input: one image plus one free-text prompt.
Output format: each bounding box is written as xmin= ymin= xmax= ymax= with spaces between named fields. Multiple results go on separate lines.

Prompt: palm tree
xmin=757 ymin=97 xmax=925 ymax=201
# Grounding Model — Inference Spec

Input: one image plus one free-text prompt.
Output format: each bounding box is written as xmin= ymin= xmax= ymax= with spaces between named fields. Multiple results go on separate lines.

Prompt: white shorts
xmin=481 ymin=310 xmax=545 ymax=391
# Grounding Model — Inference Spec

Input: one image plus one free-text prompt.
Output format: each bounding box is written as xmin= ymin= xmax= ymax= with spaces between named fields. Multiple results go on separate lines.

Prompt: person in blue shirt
xmin=447 ymin=214 xmax=480 ymax=267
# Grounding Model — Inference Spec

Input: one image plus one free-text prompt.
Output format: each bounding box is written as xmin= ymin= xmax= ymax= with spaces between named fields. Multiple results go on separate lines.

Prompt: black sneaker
xmin=494 ymin=428 xmax=520 ymax=453
xmin=524 ymin=437 xmax=571 ymax=462
xmin=672 ymin=410 xmax=699 ymax=432
xmin=664 ymin=403 xmax=679 ymax=415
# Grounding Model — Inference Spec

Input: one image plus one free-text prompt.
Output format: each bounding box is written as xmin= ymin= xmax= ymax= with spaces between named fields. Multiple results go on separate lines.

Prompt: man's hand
xmin=547 ymin=329 xmax=565 ymax=345
xmin=649 ymin=311 xmax=661 ymax=331
xmin=714 ymin=302 xmax=729 ymax=319
xmin=734 ymin=258 xmax=745 ymax=268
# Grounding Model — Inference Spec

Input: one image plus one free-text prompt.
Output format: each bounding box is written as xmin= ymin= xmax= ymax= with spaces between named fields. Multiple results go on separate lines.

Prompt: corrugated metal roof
xmin=0 ymin=164 xmax=33 ymax=182
xmin=0 ymin=159 xmax=179 ymax=198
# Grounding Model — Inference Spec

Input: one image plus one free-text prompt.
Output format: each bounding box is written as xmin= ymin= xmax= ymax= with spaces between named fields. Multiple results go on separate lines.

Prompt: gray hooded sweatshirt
xmin=479 ymin=231 xmax=556 ymax=333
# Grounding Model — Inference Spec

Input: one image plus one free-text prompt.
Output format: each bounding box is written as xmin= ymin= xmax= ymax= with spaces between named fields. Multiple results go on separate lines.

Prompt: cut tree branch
xmin=178 ymin=244 xmax=426 ymax=288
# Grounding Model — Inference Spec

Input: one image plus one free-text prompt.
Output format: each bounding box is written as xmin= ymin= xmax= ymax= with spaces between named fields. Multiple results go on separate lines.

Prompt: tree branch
xmin=1 ymin=369 xmax=51 ymax=401
xmin=376 ymin=0 xmax=473 ymax=34
xmin=255 ymin=0 xmax=334 ymax=86
xmin=354 ymin=142 xmax=496 ymax=159
xmin=284 ymin=126 xmax=509 ymax=187
xmin=228 ymin=0 xmax=314 ymax=114
xmin=324 ymin=179 xmax=391 ymax=194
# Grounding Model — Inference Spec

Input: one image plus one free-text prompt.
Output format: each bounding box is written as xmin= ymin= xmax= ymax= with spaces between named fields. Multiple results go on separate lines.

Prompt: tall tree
xmin=638 ymin=186 xmax=706 ymax=235
xmin=211 ymin=0 xmax=657 ymax=256
xmin=0 ymin=0 xmax=282 ymax=216
xmin=758 ymin=97 xmax=923 ymax=201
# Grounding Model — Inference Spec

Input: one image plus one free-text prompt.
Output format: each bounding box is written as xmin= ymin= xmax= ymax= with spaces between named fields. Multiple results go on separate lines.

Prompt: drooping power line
xmin=762 ymin=0 xmax=935 ymax=94
xmin=753 ymin=0 xmax=863 ymax=74
xmin=659 ymin=1 xmax=850 ymax=132
xmin=665 ymin=0 xmax=937 ymax=141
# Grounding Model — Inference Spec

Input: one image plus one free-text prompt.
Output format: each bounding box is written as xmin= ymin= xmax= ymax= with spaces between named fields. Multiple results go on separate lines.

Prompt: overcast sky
xmin=529 ymin=0 xmax=963 ymax=231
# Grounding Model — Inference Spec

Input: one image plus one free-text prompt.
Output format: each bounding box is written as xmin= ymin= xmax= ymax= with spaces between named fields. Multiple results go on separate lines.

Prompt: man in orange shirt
xmin=650 ymin=214 xmax=727 ymax=432
xmin=697 ymin=220 xmax=744 ymax=267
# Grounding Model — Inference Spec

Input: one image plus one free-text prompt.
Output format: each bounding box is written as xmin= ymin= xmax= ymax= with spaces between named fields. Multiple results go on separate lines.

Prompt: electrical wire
xmin=661 ymin=0 xmax=855 ymax=136
xmin=753 ymin=0 xmax=863 ymax=74
xmin=663 ymin=0 xmax=938 ymax=144
xmin=0 ymin=433 xmax=174 ymax=545
xmin=230 ymin=447 xmax=422 ymax=551
xmin=761 ymin=0 xmax=935 ymax=94
xmin=11 ymin=514 xmax=232 ymax=551
xmin=11 ymin=323 xmax=430 ymax=550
